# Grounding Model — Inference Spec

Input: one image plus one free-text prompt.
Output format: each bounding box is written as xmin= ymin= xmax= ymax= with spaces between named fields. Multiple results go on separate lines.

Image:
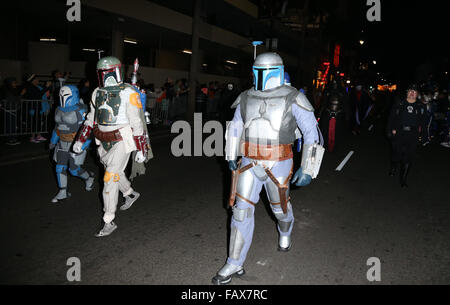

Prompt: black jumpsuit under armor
xmin=387 ymin=99 xmax=425 ymax=186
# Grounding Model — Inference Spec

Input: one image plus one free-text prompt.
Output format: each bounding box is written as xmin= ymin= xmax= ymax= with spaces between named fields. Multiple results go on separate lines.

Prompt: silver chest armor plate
xmin=239 ymin=86 xmax=300 ymax=145
xmin=55 ymin=109 xmax=79 ymax=132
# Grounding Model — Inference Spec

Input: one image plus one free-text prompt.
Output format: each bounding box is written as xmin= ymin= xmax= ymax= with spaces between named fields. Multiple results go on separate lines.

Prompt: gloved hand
xmin=228 ymin=160 xmax=238 ymax=171
xmin=135 ymin=151 xmax=146 ymax=163
xmin=49 ymin=143 xmax=56 ymax=150
xmin=291 ymin=167 xmax=312 ymax=187
xmin=72 ymin=141 xmax=83 ymax=154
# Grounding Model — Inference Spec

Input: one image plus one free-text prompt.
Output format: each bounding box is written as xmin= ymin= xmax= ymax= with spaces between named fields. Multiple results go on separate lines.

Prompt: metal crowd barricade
xmin=146 ymin=94 xmax=169 ymax=125
xmin=0 ymin=99 xmax=54 ymax=136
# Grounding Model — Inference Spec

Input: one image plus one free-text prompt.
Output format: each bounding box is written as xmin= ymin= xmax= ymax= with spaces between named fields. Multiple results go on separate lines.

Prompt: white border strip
xmin=336 ymin=151 xmax=354 ymax=171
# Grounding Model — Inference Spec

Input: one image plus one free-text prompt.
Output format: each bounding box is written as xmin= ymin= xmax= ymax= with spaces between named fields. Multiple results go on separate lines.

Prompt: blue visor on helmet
xmin=253 ymin=65 xmax=284 ymax=91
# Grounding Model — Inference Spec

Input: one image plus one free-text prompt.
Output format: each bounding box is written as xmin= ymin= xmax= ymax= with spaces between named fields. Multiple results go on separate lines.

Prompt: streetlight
xmin=373 ymin=60 xmax=377 ymax=65
xmin=359 ymin=40 xmax=365 ymax=45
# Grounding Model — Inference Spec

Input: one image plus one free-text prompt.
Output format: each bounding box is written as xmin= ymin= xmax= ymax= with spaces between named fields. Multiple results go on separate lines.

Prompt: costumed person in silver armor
xmin=212 ymin=52 xmax=324 ymax=285
xmin=73 ymin=56 xmax=152 ymax=237
xmin=50 ymin=85 xmax=94 ymax=203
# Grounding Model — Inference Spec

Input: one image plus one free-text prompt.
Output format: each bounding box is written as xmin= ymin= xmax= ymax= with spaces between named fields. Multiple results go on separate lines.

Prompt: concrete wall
xmin=0 ymin=59 xmax=29 ymax=84
xmin=1 ymin=43 xmax=86 ymax=84
xmin=28 ymin=42 xmax=69 ymax=77
xmin=84 ymin=0 xmax=253 ymax=55
xmin=126 ymin=65 xmax=241 ymax=89
xmin=27 ymin=42 xmax=85 ymax=79
xmin=224 ymin=0 xmax=258 ymax=18
xmin=0 ymin=58 xmax=241 ymax=90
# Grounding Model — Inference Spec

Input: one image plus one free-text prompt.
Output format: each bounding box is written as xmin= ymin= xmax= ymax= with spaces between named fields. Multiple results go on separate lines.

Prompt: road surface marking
xmin=256 ymin=259 xmax=269 ymax=266
xmin=336 ymin=151 xmax=354 ymax=171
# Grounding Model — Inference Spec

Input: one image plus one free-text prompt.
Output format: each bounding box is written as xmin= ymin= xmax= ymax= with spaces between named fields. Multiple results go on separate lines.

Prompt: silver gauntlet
xmin=301 ymin=143 xmax=325 ymax=179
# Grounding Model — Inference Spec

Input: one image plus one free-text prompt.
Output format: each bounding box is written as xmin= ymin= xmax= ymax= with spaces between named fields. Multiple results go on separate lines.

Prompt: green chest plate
xmin=94 ymin=84 xmax=126 ymax=125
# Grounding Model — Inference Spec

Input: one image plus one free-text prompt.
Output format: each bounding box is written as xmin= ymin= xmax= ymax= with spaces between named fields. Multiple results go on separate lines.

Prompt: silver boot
xmin=120 ymin=191 xmax=140 ymax=211
xmin=95 ymin=221 xmax=117 ymax=237
xmin=51 ymin=189 xmax=71 ymax=203
xmin=211 ymin=263 xmax=245 ymax=285
xmin=278 ymin=235 xmax=292 ymax=252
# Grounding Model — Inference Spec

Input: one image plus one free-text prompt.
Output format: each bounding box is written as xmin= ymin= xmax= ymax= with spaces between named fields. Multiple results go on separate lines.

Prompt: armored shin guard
xmin=272 ymin=202 xmax=294 ymax=251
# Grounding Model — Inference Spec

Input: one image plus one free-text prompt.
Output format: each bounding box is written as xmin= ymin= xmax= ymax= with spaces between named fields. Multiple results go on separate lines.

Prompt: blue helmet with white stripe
xmin=59 ymin=85 xmax=80 ymax=108
xmin=252 ymin=52 xmax=284 ymax=91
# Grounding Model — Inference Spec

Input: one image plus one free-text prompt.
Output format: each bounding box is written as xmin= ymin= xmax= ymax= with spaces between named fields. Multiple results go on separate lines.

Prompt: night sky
xmin=359 ymin=0 xmax=449 ymax=82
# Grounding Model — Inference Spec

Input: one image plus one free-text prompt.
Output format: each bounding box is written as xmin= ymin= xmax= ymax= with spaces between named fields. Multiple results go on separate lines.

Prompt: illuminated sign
xmin=333 ymin=44 xmax=341 ymax=67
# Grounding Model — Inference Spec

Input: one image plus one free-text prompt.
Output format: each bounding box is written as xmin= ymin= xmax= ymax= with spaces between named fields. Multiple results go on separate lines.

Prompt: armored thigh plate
xmin=54 ymin=141 xmax=71 ymax=162
xmin=265 ymin=175 xmax=290 ymax=204
xmin=236 ymin=168 xmax=255 ymax=202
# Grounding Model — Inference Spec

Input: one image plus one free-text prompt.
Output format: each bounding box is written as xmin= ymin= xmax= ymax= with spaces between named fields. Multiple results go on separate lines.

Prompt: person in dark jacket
xmin=2 ymin=78 xmax=25 ymax=145
xmin=387 ymin=84 xmax=426 ymax=187
xmin=78 ymin=78 xmax=91 ymax=104
xmin=23 ymin=74 xmax=52 ymax=143
xmin=349 ymin=84 xmax=373 ymax=135
xmin=218 ymin=83 xmax=239 ymax=126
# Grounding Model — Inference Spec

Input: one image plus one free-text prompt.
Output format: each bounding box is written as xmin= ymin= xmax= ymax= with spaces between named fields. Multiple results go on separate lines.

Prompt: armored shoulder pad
xmin=294 ymin=91 xmax=314 ymax=112
xmin=230 ymin=91 xmax=247 ymax=109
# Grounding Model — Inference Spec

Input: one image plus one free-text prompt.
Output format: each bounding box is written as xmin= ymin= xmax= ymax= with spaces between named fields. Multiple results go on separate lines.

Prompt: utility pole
xmin=187 ymin=0 xmax=201 ymax=122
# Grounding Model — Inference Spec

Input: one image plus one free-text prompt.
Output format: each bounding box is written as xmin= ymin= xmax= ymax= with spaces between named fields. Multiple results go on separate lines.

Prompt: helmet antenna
xmin=252 ymin=41 xmax=263 ymax=60
xmin=97 ymin=49 xmax=104 ymax=60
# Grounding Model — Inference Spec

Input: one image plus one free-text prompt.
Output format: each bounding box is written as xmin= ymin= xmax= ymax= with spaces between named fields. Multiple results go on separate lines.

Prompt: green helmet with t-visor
xmin=96 ymin=56 xmax=123 ymax=87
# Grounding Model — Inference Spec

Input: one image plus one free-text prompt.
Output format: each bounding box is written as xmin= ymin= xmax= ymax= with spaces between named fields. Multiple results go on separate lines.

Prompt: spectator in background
xmin=218 ymin=82 xmax=239 ymax=125
xmin=146 ymin=83 xmax=155 ymax=93
xmin=207 ymin=81 xmax=216 ymax=100
xmin=78 ymin=79 xmax=91 ymax=104
xmin=164 ymin=77 xmax=176 ymax=121
xmin=173 ymin=79 xmax=188 ymax=120
xmin=196 ymin=84 xmax=208 ymax=118
xmin=349 ymin=84 xmax=373 ymax=135
xmin=51 ymin=70 xmax=70 ymax=102
xmin=175 ymin=79 xmax=188 ymax=97
xmin=2 ymin=77 xmax=25 ymax=145
xmin=164 ymin=77 xmax=175 ymax=101
xmin=438 ymin=90 xmax=450 ymax=147
xmin=23 ymin=74 xmax=52 ymax=143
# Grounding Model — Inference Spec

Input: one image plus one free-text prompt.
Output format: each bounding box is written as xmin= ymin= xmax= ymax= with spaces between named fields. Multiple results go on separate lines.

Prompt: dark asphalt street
xmin=0 ymin=124 xmax=449 ymax=285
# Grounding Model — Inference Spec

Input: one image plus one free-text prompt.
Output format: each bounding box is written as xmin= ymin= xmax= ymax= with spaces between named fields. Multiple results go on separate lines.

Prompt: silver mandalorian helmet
xmin=252 ymin=52 xmax=285 ymax=91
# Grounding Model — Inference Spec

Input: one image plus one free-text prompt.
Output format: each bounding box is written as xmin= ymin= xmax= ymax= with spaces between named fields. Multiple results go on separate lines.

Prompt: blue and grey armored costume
xmin=212 ymin=52 xmax=325 ymax=285
xmin=50 ymin=85 xmax=94 ymax=203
